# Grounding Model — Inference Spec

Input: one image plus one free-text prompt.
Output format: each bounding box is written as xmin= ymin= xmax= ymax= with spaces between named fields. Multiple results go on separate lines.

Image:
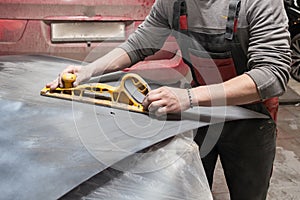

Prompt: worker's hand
xmin=142 ymin=86 xmax=191 ymax=116
xmin=46 ymin=65 xmax=92 ymax=90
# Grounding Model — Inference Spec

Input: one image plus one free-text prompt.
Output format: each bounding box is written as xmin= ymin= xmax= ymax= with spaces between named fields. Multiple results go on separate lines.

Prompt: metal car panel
xmin=0 ymin=55 xmax=267 ymax=200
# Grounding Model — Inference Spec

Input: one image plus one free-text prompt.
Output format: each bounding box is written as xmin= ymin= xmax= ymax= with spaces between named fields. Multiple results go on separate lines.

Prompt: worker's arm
xmin=142 ymin=74 xmax=259 ymax=115
xmin=192 ymin=74 xmax=260 ymax=106
xmin=46 ymin=48 xmax=131 ymax=89
xmin=143 ymin=0 xmax=291 ymax=115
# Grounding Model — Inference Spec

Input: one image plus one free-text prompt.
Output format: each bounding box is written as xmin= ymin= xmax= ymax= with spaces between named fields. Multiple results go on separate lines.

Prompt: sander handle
xmin=62 ymin=73 xmax=76 ymax=88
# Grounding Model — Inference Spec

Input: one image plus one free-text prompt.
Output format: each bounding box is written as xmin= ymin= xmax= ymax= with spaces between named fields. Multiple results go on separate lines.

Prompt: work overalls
xmin=172 ymin=0 xmax=277 ymax=199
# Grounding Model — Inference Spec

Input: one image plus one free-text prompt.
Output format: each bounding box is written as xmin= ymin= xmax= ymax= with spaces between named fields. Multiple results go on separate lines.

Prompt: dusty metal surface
xmin=0 ymin=55 xmax=268 ymax=200
xmin=0 ymin=55 xmax=103 ymax=200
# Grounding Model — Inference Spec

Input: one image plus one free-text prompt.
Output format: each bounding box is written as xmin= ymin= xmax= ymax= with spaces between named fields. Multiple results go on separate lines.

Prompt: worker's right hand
xmin=46 ymin=65 xmax=92 ymax=90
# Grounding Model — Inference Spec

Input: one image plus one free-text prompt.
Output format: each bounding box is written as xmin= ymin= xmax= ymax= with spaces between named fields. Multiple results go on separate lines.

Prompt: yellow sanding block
xmin=40 ymin=73 xmax=150 ymax=113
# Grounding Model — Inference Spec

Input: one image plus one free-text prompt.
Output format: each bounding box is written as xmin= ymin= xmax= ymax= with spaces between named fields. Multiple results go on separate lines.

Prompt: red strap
xmin=233 ymin=18 xmax=238 ymax=33
xmin=180 ymin=15 xmax=188 ymax=30
xmin=263 ymin=97 xmax=279 ymax=122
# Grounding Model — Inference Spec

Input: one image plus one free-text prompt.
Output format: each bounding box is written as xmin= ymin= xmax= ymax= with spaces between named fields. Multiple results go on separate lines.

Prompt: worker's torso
xmin=170 ymin=0 xmax=247 ymax=85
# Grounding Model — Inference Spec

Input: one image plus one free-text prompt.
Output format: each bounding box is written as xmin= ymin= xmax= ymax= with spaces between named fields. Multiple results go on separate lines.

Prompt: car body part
xmin=0 ymin=55 xmax=268 ymax=200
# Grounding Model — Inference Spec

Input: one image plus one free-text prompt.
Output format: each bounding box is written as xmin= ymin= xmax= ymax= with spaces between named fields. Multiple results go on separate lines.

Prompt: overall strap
xmin=172 ymin=0 xmax=201 ymax=86
xmin=172 ymin=0 xmax=187 ymax=32
xmin=225 ymin=0 xmax=241 ymax=40
xmin=225 ymin=0 xmax=248 ymax=76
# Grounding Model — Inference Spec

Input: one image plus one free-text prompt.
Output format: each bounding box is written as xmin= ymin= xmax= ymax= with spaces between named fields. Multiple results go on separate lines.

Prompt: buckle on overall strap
xmin=225 ymin=0 xmax=241 ymax=40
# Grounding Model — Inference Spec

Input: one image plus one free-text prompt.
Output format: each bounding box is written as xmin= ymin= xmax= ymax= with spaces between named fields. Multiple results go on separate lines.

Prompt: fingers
xmin=46 ymin=76 xmax=59 ymax=90
xmin=45 ymin=65 xmax=82 ymax=90
xmin=142 ymin=89 xmax=163 ymax=109
xmin=65 ymin=65 xmax=90 ymax=87
xmin=73 ymin=73 xmax=82 ymax=87
xmin=142 ymin=87 xmax=178 ymax=116
xmin=45 ymin=73 xmax=65 ymax=90
xmin=58 ymin=73 xmax=64 ymax=88
xmin=142 ymin=86 xmax=191 ymax=116
xmin=148 ymin=99 xmax=178 ymax=116
xmin=148 ymin=99 xmax=167 ymax=115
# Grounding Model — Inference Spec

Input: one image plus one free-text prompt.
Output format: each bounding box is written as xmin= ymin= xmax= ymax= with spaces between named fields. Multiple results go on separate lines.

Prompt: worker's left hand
xmin=46 ymin=65 xmax=92 ymax=90
xmin=142 ymin=86 xmax=191 ymax=116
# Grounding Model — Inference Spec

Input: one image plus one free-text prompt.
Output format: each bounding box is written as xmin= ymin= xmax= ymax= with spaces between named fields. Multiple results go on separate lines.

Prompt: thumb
xmin=73 ymin=81 xmax=79 ymax=87
xmin=72 ymin=73 xmax=84 ymax=87
xmin=73 ymin=77 xmax=80 ymax=87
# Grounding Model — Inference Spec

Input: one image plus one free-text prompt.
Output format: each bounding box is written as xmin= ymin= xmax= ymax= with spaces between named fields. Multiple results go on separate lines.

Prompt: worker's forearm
xmin=87 ymin=48 xmax=132 ymax=77
xmin=191 ymin=74 xmax=261 ymax=106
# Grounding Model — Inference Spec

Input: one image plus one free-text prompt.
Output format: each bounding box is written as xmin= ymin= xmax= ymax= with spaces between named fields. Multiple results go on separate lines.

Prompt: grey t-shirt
xmin=119 ymin=0 xmax=291 ymax=100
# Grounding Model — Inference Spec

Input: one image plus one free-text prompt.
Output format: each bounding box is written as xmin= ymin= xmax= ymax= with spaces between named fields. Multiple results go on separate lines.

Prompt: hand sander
xmin=40 ymin=73 xmax=151 ymax=113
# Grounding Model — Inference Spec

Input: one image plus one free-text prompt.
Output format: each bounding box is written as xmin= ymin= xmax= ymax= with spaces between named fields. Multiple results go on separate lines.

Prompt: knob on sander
xmin=62 ymin=73 xmax=76 ymax=88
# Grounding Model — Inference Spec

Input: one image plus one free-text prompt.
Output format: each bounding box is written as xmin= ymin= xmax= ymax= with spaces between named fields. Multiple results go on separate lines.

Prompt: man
xmin=47 ymin=0 xmax=291 ymax=199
